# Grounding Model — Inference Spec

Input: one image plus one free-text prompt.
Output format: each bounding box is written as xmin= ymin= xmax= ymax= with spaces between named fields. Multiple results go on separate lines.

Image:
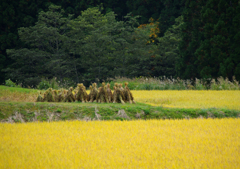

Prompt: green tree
xmin=0 ymin=0 xmax=54 ymax=84
xmin=5 ymin=5 xmax=71 ymax=87
xmin=153 ymin=16 xmax=183 ymax=77
xmin=196 ymin=0 xmax=240 ymax=80
xmin=68 ymin=8 xmax=154 ymax=83
xmin=125 ymin=17 xmax=158 ymax=77
xmin=177 ymin=0 xmax=208 ymax=79
xmin=66 ymin=7 xmax=114 ymax=84
xmin=178 ymin=0 xmax=240 ymax=80
xmin=126 ymin=0 xmax=184 ymax=36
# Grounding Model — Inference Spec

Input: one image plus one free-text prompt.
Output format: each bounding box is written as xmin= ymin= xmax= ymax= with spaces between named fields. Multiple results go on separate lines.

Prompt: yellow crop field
xmin=132 ymin=90 xmax=240 ymax=110
xmin=1 ymin=118 xmax=239 ymax=169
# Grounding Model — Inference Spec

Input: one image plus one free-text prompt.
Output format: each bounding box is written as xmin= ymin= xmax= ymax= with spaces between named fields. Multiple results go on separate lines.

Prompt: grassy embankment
xmin=0 ymin=85 xmax=240 ymax=122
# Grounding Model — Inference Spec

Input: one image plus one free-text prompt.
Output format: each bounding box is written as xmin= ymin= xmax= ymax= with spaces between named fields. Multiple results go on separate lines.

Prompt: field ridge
xmin=1 ymin=102 xmax=239 ymax=123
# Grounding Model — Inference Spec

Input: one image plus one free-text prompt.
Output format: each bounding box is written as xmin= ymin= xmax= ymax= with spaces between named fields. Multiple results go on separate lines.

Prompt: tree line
xmin=1 ymin=0 xmax=240 ymax=87
xmin=0 ymin=0 xmax=184 ymax=85
xmin=177 ymin=0 xmax=240 ymax=81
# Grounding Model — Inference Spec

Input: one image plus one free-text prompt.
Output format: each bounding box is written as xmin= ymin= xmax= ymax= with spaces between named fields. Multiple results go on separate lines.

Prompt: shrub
xmin=5 ymin=79 xmax=17 ymax=87
xmin=37 ymin=79 xmax=51 ymax=90
xmin=58 ymin=78 xmax=75 ymax=89
xmin=37 ymin=77 xmax=60 ymax=90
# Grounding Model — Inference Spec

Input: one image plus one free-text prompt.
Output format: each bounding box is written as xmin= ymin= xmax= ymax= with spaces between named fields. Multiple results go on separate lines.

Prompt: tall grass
xmin=107 ymin=76 xmax=240 ymax=90
xmin=4 ymin=76 xmax=240 ymax=90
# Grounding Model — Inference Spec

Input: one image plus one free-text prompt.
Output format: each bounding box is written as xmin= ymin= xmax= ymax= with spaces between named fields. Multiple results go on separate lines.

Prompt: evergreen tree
xmin=5 ymin=5 xmax=71 ymax=87
xmin=116 ymin=14 xmax=154 ymax=78
xmin=126 ymin=0 xmax=184 ymax=36
xmin=178 ymin=0 xmax=240 ymax=80
xmin=157 ymin=0 xmax=185 ymax=36
xmin=0 ymin=0 xmax=53 ymax=84
xmin=176 ymin=0 xmax=205 ymax=79
xmin=153 ymin=16 xmax=183 ymax=77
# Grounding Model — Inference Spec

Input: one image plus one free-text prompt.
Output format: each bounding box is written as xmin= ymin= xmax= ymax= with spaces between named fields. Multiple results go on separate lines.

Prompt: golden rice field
xmin=132 ymin=90 xmax=240 ymax=110
xmin=0 ymin=118 xmax=239 ymax=168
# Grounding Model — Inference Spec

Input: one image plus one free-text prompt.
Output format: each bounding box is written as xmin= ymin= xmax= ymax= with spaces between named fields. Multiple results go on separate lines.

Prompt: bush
xmin=5 ymin=79 xmax=17 ymax=87
xmin=58 ymin=78 xmax=76 ymax=89
xmin=37 ymin=79 xmax=51 ymax=90
xmin=37 ymin=77 xmax=59 ymax=90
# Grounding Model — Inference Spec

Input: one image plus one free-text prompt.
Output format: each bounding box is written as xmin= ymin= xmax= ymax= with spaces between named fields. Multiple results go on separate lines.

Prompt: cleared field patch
xmin=1 ymin=118 xmax=239 ymax=168
xmin=0 ymin=86 xmax=38 ymax=102
xmin=133 ymin=90 xmax=240 ymax=110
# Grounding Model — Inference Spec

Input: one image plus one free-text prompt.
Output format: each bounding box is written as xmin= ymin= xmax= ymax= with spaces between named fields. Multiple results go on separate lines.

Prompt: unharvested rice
xmin=0 ymin=118 xmax=239 ymax=168
xmin=133 ymin=90 xmax=240 ymax=110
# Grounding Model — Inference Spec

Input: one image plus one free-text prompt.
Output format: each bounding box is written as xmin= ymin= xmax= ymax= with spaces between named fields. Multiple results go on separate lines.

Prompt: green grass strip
xmin=1 ymin=101 xmax=239 ymax=123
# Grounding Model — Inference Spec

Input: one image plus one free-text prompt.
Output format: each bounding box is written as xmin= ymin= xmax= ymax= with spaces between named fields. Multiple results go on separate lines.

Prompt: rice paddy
xmin=133 ymin=90 xmax=240 ymax=110
xmin=0 ymin=118 xmax=239 ymax=168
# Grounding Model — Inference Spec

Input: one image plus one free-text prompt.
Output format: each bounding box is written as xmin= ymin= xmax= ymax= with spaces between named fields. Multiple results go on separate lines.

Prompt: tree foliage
xmin=177 ymin=0 xmax=240 ymax=81
xmin=154 ymin=16 xmax=183 ymax=77
xmin=5 ymin=5 xmax=71 ymax=86
xmin=2 ymin=1 xmax=240 ymax=86
xmin=5 ymin=5 xmax=155 ymax=87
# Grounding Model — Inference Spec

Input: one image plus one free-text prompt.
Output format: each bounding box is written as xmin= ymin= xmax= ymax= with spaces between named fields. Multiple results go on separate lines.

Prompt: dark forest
xmin=1 ymin=0 xmax=240 ymax=87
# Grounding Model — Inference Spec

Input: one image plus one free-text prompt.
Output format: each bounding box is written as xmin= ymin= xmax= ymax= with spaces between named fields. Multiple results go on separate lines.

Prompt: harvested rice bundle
xmin=106 ymin=83 xmax=113 ymax=102
xmin=64 ymin=87 xmax=75 ymax=102
xmin=96 ymin=82 xmax=109 ymax=103
xmin=124 ymin=82 xmax=135 ymax=104
xmin=42 ymin=88 xmax=55 ymax=102
xmin=75 ymin=83 xmax=88 ymax=103
xmin=36 ymin=91 xmax=43 ymax=102
xmin=89 ymin=83 xmax=98 ymax=102
xmin=113 ymin=83 xmax=125 ymax=104
xmin=56 ymin=89 xmax=65 ymax=102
